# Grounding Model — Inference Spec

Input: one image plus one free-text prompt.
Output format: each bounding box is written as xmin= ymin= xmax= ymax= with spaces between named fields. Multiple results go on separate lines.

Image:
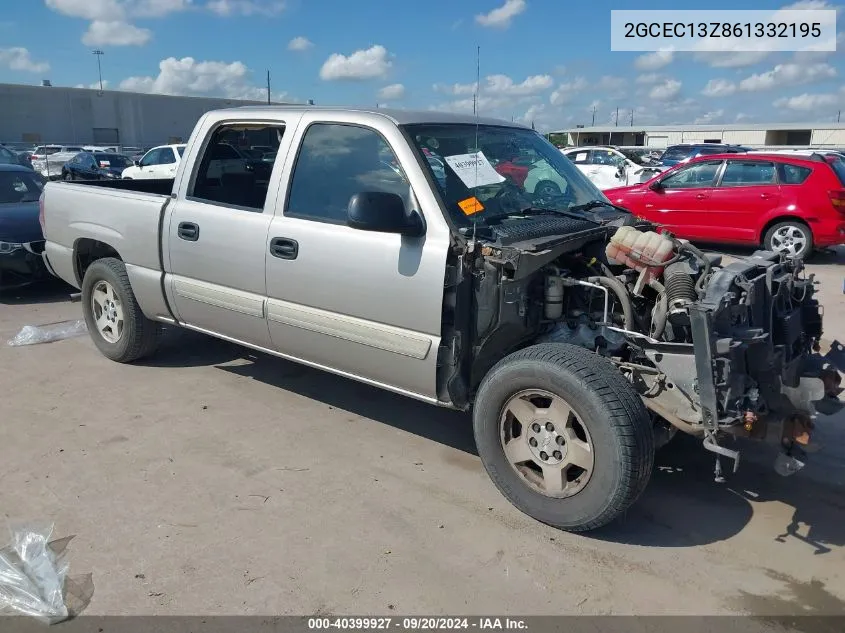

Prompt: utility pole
xmin=615 ymin=107 xmax=619 ymax=127
xmin=630 ymin=110 xmax=634 ymax=126
xmin=838 ymin=110 xmax=841 ymax=123
xmin=92 ymin=49 xmax=104 ymax=92
xmin=266 ymin=70 xmax=271 ymax=105
xmin=591 ymin=106 xmax=596 ymax=126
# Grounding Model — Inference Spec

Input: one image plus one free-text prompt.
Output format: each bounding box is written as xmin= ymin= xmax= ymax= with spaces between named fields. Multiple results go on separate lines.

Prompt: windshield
xmin=0 ymin=171 xmax=45 ymax=203
xmin=404 ymin=124 xmax=608 ymax=228
xmin=619 ymin=148 xmax=655 ymax=165
xmin=660 ymin=146 xmax=692 ymax=162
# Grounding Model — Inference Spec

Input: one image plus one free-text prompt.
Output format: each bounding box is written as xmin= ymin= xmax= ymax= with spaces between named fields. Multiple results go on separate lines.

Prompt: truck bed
xmin=42 ymin=178 xmax=174 ymax=321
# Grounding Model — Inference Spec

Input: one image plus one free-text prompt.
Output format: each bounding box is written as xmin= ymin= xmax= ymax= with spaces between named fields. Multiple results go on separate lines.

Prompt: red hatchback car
xmin=604 ymin=153 xmax=845 ymax=258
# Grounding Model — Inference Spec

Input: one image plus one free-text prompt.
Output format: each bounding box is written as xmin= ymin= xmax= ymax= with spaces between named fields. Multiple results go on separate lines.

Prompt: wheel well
xmin=760 ymin=216 xmax=811 ymax=244
xmin=74 ymin=239 xmax=121 ymax=285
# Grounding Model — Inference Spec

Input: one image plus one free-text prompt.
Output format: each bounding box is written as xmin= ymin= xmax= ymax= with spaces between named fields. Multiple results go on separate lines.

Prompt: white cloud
xmin=206 ymin=0 xmax=284 ymax=16
xmin=0 ymin=47 xmax=50 ymax=73
xmin=598 ymin=75 xmax=626 ymax=91
xmin=693 ymin=51 xmax=770 ymax=68
xmin=694 ymin=109 xmax=725 ymax=124
xmin=435 ymin=73 xmax=553 ymax=97
xmin=738 ymin=62 xmax=837 ymax=92
xmin=649 ymin=79 xmax=681 ymax=101
xmin=45 ymin=0 xmax=190 ymax=47
xmin=83 ymin=20 xmax=151 ymax=46
xmin=75 ymin=80 xmax=110 ymax=89
xmin=118 ymin=56 xmax=286 ymax=101
xmin=635 ymin=73 xmax=662 ymax=85
xmin=475 ymin=0 xmax=525 ymax=29
xmin=377 ymin=83 xmax=405 ymax=100
xmin=319 ymin=45 xmax=391 ymax=81
xmin=518 ymin=103 xmax=546 ymax=128
xmin=701 ymin=78 xmax=737 ymax=97
xmin=774 ymin=92 xmax=840 ymax=111
xmin=634 ymin=50 xmax=673 ymax=71
xmin=287 ymin=36 xmax=313 ymax=51
xmin=549 ymin=77 xmax=588 ymax=105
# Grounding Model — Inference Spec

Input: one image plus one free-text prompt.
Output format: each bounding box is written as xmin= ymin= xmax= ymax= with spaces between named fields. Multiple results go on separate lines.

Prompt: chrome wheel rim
xmin=499 ymin=389 xmax=595 ymax=498
xmin=770 ymin=225 xmax=807 ymax=257
xmin=91 ymin=280 xmax=124 ymax=344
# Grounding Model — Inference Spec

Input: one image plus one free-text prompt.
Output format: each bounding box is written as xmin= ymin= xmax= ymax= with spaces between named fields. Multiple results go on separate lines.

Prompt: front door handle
xmin=270 ymin=237 xmax=298 ymax=260
xmin=760 ymin=193 xmax=773 ymax=199
xmin=695 ymin=193 xmax=707 ymax=199
xmin=177 ymin=221 xmax=199 ymax=241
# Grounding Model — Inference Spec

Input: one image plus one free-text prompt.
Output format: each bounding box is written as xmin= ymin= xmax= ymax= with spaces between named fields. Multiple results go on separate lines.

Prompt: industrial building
xmin=0 ymin=82 xmax=291 ymax=148
xmin=552 ymin=122 xmax=845 ymax=149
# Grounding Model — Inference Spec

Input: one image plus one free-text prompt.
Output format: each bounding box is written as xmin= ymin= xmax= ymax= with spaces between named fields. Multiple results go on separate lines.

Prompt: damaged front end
xmin=455 ymin=211 xmax=832 ymax=481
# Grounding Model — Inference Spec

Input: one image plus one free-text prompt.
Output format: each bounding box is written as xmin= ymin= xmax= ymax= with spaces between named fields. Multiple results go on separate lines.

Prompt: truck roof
xmin=217 ymin=105 xmax=529 ymax=129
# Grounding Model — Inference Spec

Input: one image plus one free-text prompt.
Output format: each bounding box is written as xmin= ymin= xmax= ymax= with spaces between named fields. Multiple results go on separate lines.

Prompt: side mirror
xmin=134 ymin=160 xmax=140 ymax=167
xmin=347 ymin=191 xmax=424 ymax=237
xmin=648 ymin=179 xmax=664 ymax=191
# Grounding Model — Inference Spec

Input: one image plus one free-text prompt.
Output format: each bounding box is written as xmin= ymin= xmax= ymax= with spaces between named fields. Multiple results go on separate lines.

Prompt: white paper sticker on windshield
xmin=99 ymin=161 xmax=110 ymax=167
xmin=575 ymin=152 xmax=588 ymax=162
xmin=443 ymin=151 xmax=505 ymax=189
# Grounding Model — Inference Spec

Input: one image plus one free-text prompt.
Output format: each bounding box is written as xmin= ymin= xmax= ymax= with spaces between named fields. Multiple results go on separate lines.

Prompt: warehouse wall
xmin=0 ymin=83 xmax=278 ymax=147
xmin=811 ymin=129 xmax=845 ymax=146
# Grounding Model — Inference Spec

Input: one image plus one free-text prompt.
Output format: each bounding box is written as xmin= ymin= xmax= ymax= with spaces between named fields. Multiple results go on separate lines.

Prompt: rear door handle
xmin=177 ymin=221 xmax=199 ymax=241
xmin=760 ymin=193 xmax=773 ymax=199
xmin=695 ymin=193 xmax=707 ymax=199
xmin=270 ymin=237 xmax=298 ymax=260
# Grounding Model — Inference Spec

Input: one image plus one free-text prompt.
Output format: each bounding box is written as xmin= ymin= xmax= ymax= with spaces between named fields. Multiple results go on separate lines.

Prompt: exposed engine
xmin=460 ymin=213 xmax=825 ymax=478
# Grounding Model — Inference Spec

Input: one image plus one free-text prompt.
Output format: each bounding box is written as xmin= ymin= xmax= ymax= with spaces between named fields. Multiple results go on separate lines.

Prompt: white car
xmin=562 ymin=146 xmax=664 ymax=190
xmin=121 ymin=144 xmax=186 ymax=179
xmin=121 ymin=142 xmax=251 ymax=180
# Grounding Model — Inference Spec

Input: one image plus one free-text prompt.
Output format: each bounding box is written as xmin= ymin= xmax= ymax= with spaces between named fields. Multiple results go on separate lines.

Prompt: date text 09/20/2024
xmin=307 ymin=618 xmax=528 ymax=630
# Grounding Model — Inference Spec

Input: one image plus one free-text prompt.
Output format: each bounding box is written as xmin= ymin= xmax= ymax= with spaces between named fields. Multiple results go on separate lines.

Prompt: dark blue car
xmin=0 ymin=164 xmax=49 ymax=290
xmin=659 ymin=143 xmax=751 ymax=167
xmin=61 ymin=151 xmax=134 ymax=181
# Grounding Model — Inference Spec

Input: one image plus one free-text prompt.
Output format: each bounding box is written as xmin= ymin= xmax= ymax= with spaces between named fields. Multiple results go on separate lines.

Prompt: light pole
xmin=92 ymin=50 xmax=104 ymax=92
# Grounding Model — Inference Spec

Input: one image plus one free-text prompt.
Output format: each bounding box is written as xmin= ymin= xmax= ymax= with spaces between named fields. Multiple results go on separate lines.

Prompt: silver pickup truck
xmin=40 ymin=106 xmax=831 ymax=532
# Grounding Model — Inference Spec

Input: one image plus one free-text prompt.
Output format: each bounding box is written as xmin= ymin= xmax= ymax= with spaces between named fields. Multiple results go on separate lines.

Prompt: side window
xmin=286 ymin=123 xmax=410 ymax=224
xmin=159 ymin=148 xmax=176 ymax=165
xmin=140 ymin=149 xmax=160 ymax=167
xmin=592 ymin=150 xmax=621 ymax=166
xmin=190 ymin=122 xmax=285 ymax=211
xmin=720 ymin=160 xmax=775 ymax=187
xmin=660 ymin=161 xmax=722 ymax=189
xmin=777 ymin=163 xmax=812 ymax=185
xmin=568 ymin=150 xmax=591 ymax=165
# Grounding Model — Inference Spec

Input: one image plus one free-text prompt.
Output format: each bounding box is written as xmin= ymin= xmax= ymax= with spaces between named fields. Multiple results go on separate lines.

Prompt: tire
xmin=81 ymin=257 xmax=162 ymax=363
xmin=63 ymin=171 xmax=73 ymax=181
xmin=473 ymin=343 xmax=654 ymax=532
xmin=764 ymin=220 xmax=813 ymax=259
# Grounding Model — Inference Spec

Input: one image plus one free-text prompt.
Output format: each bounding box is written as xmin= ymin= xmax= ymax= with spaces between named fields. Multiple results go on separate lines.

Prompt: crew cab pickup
xmin=40 ymin=106 xmax=831 ymax=532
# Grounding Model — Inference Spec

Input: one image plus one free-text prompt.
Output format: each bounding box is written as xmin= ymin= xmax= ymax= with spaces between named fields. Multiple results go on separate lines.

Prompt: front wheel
xmin=764 ymin=221 xmax=813 ymax=259
xmin=473 ymin=343 xmax=654 ymax=532
xmin=81 ymin=257 xmax=161 ymax=363
xmin=63 ymin=171 xmax=73 ymax=181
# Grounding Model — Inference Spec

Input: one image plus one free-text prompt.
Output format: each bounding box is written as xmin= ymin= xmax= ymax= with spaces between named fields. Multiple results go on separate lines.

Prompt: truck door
xmin=164 ymin=119 xmax=293 ymax=348
xmin=264 ymin=116 xmax=451 ymax=400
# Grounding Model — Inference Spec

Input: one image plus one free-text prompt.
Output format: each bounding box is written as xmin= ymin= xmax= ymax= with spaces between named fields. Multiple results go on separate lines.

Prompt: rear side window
xmin=720 ymin=160 xmax=776 ymax=186
xmin=286 ymin=123 xmax=410 ymax=224
xmin=778 ymin=163 xmax=813 ymax=185
xmin=190 ymin=123 xmax=285 ymax=211
xmin=829 ymin=160 xmax=845 ymax=186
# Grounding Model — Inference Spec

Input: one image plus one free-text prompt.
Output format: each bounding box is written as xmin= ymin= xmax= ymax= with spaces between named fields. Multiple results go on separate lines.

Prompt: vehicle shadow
xmin=143 ymin=330 xmax=845 ymax=550
xmin=0 ymin=279 xmax=77 ymax=305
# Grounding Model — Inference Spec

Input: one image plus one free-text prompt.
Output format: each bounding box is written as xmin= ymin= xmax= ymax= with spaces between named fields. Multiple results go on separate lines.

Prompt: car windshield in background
xmin=660 ymin=146 xmax=692 ymax=162
xmin=404 ymin=124 xmax=609 ymax=229
xmin=619 ymin=148 xmax=655 ymax=165
xmin=95 ymin=153 xmax=131 ymax=168
xmin=0 ymin=171 xmax=45 ymax=203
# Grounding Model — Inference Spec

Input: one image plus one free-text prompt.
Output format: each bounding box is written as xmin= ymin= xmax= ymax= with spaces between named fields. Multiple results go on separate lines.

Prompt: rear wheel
xmin=63 ymin=171 xmax=73 ymax=181
xmin=81 ymin=257 xmax=161 ymax=363
xmin=764 ymin=221 xmax=813 ymax=259
xmin=473 ymin=343 xmax=654 ymax=532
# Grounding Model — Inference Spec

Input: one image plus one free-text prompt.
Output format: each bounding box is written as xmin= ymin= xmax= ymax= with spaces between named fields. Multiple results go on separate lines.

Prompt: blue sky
xmin=0 ymin=0 xmax=843 ymax=131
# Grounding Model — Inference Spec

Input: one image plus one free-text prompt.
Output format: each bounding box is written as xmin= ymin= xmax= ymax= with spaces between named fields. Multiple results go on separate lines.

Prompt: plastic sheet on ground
xmin=7 ymin=320 xmax=87 ymax=347
xmin=0 ymin=524 xmax=72 ymax=623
